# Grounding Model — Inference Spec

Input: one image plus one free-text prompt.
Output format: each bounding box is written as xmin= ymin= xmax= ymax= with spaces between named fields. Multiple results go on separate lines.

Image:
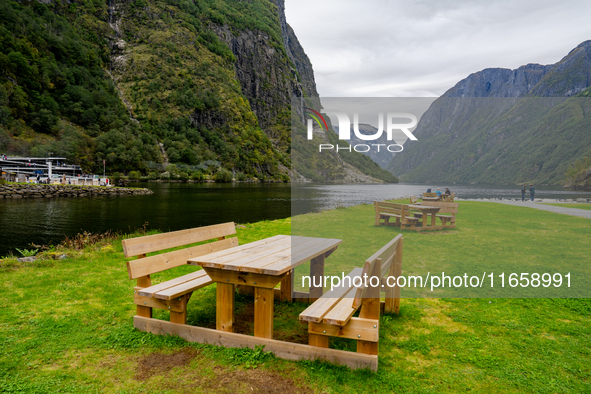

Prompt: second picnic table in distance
xmin=188 ymin=235 xmax=342 ymax=339
xmin=408 ymin=204 xmax=441 ymax=228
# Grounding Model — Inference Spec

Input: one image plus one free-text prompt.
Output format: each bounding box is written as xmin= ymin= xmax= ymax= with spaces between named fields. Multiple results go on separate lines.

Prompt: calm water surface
xmin=0 ymin=182 xmax=291 ymax=256
xmin=1 ymin=182 xmax=589 ymax=256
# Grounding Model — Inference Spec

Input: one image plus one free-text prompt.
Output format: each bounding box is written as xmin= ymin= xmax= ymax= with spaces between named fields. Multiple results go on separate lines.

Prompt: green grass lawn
xmin=1 ymin=202 xmax=590 ymax=393
xmin=542 ymin=203 xmax=591 ymax=211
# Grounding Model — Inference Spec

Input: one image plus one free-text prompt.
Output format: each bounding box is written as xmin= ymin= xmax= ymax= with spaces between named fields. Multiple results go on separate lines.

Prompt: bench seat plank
xmin=138 ymin=269 xmax=210 ymax=298
xmin=380 ymin=213 xmax=401 ymax=218
xmin=322 ymin=287 xmax=358 ymax=326
xmin=380 ymin=213 xmax=419 ymax=222
xmin=299 ymin=268 xmax=363 ymax=323
xmin=154 ymin=274 xmax=213 ymax=300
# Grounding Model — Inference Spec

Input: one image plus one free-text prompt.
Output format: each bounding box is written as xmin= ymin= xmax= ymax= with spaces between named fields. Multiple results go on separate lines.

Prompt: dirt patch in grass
xmin=135 ymin=348 xmax=199 ymax=381
xmin=232 ymin=295 xmax=309 ymax=344
xmin=233 ymin=301 xmax=255 ymax=335
xmin=273 ymin=322 xmax=308 ymax=344
xmin=201 ymin=367 xmax=310 ymax=394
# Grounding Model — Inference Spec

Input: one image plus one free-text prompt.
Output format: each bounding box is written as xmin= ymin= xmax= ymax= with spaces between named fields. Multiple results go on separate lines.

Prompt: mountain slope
xmin=0 ymin=0 xmax=389 ymax=182
xmin=387 ymin=40 xmax=591 ymax=185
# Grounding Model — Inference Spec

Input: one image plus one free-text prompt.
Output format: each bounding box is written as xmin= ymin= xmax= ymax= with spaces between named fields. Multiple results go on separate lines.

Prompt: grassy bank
xmin=1 ymin=202 xmax=590 ymax=393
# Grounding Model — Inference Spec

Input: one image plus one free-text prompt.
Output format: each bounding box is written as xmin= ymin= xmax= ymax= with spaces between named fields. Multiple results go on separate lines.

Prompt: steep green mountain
xmin=0 ymin=0 xmax=391 ymax=182
xmin=564 ymin=150 xmax=591 ymax=190
xmin=387 ymin=40 xmax=591 ymax=185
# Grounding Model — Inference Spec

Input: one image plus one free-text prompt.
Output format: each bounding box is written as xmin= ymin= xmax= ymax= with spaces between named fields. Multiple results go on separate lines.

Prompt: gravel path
xmin=461 ymin=200 xmax=591 ymax=219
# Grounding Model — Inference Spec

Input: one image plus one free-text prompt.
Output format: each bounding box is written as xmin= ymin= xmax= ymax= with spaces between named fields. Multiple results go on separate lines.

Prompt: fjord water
xmin=0 ymin=182 xmax=291 ymax=257
xmin=1 ymin=182 xmax=589 ymax=256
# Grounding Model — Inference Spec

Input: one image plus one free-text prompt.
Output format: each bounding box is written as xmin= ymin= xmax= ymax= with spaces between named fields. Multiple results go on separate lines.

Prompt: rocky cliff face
xmin=529 ymin=40 xmax=591 ymax=97
xmin=272 ymin=0 xmax=319 ymax=98
xmin=211 ymin=24 xmax=300 ymax=150
xmin=211 ymin=0 xmax=319 ymax=151
xmin=387 ymin=40 xmax=591 ymax=185
xmin=442 ymin=41 xmax=591 ymax=99
xmin=445 ymin=64 xmax=552 ymax=98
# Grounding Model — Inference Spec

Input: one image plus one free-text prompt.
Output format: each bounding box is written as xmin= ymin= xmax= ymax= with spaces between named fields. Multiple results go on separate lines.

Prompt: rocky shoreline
xmin=0 ymin=184 xmax=153 ymax=199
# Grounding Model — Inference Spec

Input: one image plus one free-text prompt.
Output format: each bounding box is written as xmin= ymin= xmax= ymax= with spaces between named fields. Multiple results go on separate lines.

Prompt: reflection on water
xmin=0 ymin=182 xmax=292 ymax=256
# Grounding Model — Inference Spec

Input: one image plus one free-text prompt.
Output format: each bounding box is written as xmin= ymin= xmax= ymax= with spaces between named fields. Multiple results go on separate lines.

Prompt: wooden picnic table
xmin=188 ymin=234 xmax=342 ymax=339
xmin=422 ymin=196 xmax=440 ymax=202
xmin=408 ymin=204 xmax=441 ymax=227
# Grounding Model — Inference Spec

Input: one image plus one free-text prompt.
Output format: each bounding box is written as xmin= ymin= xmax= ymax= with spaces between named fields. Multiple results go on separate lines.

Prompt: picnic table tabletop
xmin=188 ymin=234 xmax=342 ymax=276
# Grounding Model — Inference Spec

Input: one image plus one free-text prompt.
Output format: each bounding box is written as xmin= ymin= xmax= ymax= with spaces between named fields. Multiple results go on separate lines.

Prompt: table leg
xmin=309 ymin=333 xmax=329 ymax=348
xmin=280 ymin=270 xmax=293 ymax=302
xmin=431 ymin=213 xmax=436 ymax=226
xmin=310 ymin=255 xmax=325 ymax=302
xmin=216 ymin=282 xmax=234 ymax=332
xmin=422 ymin=212 xmax=428 ymax=227
xmin=357 ymin=255 xmax=381 ymax=355
xmin=254 ymin=287 xmax=274 ymax=338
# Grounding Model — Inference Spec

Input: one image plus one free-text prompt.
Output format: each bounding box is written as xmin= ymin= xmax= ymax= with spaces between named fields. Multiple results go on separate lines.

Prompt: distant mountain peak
xmin=387 ymin=40 xmax=591 ymax=185
xmin=444 ymin=40 xmax=591 ymax=99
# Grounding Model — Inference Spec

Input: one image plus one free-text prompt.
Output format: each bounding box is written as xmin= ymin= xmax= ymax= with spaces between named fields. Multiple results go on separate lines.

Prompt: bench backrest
xmin=423 ymin=192 xmax=438 ymax=198
xmin=123 ymin=222 xmax=237 ymax=280
xmin=421 ymin=201 xmax=460 ymax=215
xmin=419 ymin=201 xmax=459 ymax=214
xmin=374 ymin=201 xmax=410 ymax=217
xmin=353 ymin=234 xmax=403 ymax=308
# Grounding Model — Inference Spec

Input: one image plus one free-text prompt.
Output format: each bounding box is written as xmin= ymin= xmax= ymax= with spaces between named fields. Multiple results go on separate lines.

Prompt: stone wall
xmin=0 ymin=184 xmax=153 ymax=199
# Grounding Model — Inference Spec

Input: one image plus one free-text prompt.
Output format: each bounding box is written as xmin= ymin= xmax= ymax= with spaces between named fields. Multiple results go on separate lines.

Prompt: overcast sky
xmin=285 ymin=0 xmax=591 ymax=97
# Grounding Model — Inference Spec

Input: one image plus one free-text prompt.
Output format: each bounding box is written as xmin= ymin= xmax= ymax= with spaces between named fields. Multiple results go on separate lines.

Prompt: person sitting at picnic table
xmin=445 ymin=188 xmax=451 ymax=196
xmin=426 ymin=188 xmax=432 ymax=193
xmin=436 ymin=188 xmax=442 ymax=199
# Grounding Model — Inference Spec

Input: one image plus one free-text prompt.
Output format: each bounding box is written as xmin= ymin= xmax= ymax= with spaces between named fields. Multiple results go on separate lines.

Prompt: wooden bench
xmin=122 ymin=222 xmax=238 ymax=324
xmin=416 ymin=201 xmax=459 ymax=228
xmin=374 ymin=201 xmax=420 ymax=229
xmin=422 ymin=192 xmax=440 ymax=201
xmin=442 ymin=193 xmax=455 ymax=202
xmin=299 ymin=235 xmax=404 ymax=364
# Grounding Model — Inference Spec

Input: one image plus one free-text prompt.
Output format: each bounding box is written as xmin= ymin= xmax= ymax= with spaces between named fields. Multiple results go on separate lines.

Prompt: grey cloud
xmin=285 ymin=0 xmax=591 ymax=97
